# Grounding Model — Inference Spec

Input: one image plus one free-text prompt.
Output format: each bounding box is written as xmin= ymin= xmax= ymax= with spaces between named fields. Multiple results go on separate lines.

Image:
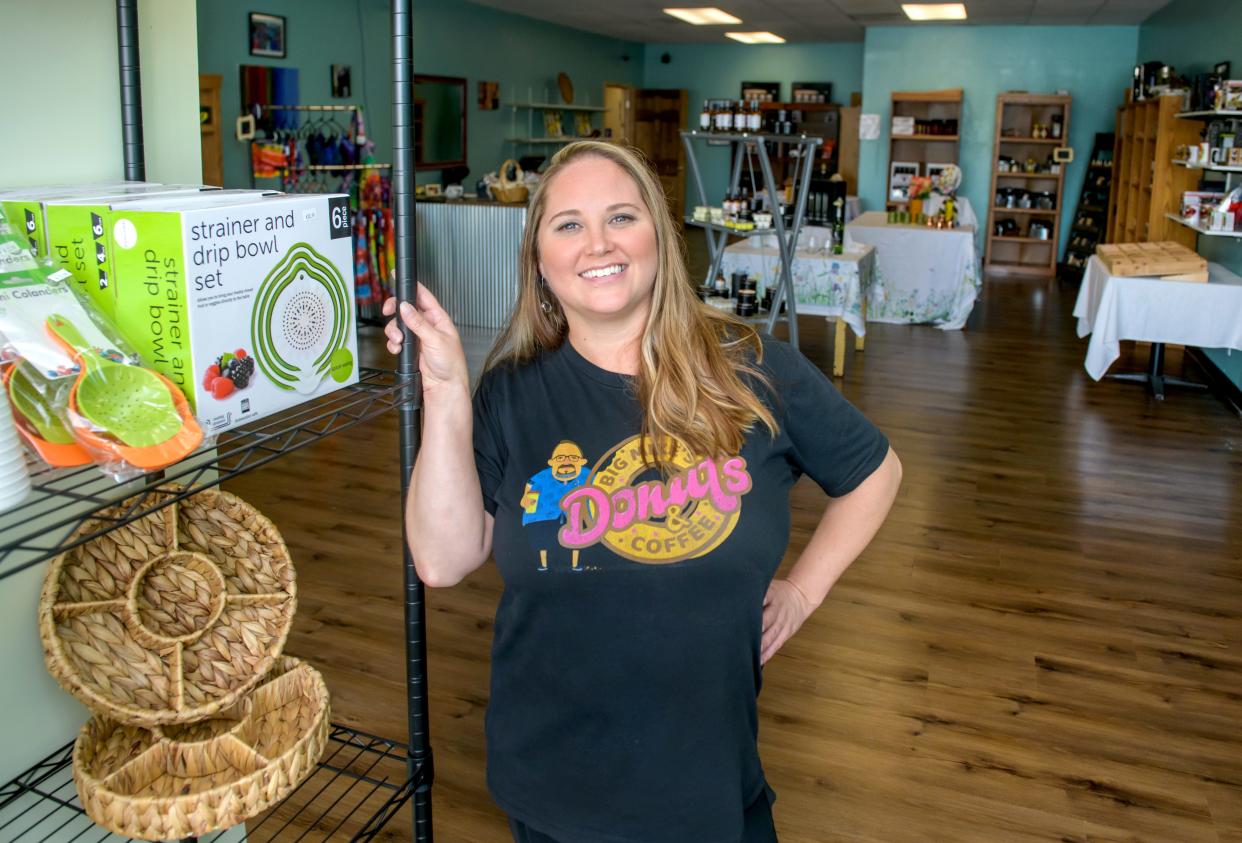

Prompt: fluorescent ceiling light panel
xmin=902 ymin=3 xmax=968 ymax=20
xmin=725 ymin=31 xmax=786 ymax=44
xmin=663 ymin=7 xmax=743 ymax=25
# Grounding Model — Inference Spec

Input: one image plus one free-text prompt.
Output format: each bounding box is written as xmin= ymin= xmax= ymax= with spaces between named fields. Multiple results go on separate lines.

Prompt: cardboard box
xmin=104 ymin=192 xmax=358 ymax=434
xmin=1096 ymin=241 xmax=1207 ymax=279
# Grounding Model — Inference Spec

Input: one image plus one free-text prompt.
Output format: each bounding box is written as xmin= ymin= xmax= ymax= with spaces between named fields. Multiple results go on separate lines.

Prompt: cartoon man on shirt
xmin=521 ymin=440 xmax=590 ymax=571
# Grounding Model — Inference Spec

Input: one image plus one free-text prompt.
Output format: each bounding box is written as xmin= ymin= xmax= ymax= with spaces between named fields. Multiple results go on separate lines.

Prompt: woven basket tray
xmin=74 ymin=656 xmax=330 ymax=841
xmin=41 ymin=487 xmax=296 ymax=726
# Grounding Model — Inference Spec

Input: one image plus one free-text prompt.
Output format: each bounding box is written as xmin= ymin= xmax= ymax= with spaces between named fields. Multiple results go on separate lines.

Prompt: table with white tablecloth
xmin=844 ymin=211 xmax=980 ymax=330
xmin=1072 ymin=254 xmax=1242 ymax=397
xmin=719 ymin=240 xmax=876 ymax=376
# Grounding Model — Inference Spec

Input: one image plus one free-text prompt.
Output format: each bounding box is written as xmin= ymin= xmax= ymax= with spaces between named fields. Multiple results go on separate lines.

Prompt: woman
xmin=384 ymin=141 xmax=901 ymax=843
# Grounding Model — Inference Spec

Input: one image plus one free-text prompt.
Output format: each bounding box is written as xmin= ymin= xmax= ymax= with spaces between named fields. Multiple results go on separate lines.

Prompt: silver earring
xmin=538 ymin=275 xmax=552 ymax=313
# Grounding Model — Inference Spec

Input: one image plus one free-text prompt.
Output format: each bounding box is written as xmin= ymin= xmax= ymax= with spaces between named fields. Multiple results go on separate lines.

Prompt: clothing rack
xmin=0 ymin=1 xmax=431 ymax=840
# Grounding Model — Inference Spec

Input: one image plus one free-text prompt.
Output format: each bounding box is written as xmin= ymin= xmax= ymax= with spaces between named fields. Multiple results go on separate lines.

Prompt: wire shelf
xmin=0 ymin=725 xmax=419 ymax=843
xmin=0 ymin=368 xmax=416 ymax=582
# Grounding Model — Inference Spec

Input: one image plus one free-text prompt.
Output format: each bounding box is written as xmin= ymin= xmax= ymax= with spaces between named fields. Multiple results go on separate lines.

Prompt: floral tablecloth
xmin=719 ymin=242 xmax=877 ymax=336
xmin=844 ymin=211 xmax=980 ymax=330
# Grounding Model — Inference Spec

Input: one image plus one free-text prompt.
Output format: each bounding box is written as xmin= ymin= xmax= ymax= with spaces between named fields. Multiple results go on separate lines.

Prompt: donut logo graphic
xmin=558 ymin=435 xmax=752 ymax=564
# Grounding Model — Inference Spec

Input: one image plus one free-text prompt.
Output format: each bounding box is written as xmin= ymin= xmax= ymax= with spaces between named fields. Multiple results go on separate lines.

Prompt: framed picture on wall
xmin=478 ymin=81 xmax=499 ymax=111
xmin=331 ymin=65 xmax=351 ymax=98
xmin=249 ymin=12 xmax=286 ymax=59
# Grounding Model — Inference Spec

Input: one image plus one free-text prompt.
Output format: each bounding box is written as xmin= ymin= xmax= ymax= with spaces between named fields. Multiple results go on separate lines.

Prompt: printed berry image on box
xmin=104 ymin=193 xmax=358 ymax=434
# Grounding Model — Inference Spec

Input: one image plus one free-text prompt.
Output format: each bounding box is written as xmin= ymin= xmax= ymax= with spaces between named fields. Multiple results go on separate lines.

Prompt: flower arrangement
xmin=933 ymin=164 xmax=962 ymax=196
xmin=908 ymin=175 xmax=934 ymax=201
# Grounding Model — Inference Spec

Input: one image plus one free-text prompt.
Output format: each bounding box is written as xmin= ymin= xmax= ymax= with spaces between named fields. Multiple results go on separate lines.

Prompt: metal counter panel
xmin=416 ymin=202 xmax=526 ymax=329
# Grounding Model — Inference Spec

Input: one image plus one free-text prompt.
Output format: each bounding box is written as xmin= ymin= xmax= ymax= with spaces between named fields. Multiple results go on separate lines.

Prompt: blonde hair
xmin=484 ymin=140 xmax=777 ymax=469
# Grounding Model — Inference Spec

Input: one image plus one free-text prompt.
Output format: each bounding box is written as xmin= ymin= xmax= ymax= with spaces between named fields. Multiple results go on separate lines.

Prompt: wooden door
xmin=604 ymin=83 xmax=635 ymax=143
xmin=633 ymin=88 xmax=687 ymax=222
xmin=199 ymin=74 xmax=223 ymax=186
xmin=838 ymin=105 xmax=861 ymax=194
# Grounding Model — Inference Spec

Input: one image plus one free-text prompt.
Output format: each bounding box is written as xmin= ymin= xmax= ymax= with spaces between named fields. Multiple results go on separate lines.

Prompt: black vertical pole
xmin=116 ymin=0 xmax=145 ymax=181
xmin=393 ymin=1 xmax=432 ymax=841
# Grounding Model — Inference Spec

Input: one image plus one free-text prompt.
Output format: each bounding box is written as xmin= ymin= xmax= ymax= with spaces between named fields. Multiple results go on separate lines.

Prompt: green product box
xmin=0 ymin=182 xmax=159 ymax=256
xmin=41 ymin=186 xmax=221 ymax=318
xmin=106 ymin=192 xmax=358 ymax=434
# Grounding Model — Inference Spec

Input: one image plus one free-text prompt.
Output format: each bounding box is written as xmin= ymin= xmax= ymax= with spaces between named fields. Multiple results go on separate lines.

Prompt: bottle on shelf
xmin=700 ymin=100 xmax=711 ymax=131
xmin=832 ymin=196 xmax=845 ymax=254
xmin=719 ymin=101 xmax=733 ymax=132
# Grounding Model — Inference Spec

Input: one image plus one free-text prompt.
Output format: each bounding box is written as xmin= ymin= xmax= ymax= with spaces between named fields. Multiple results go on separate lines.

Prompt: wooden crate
xmin=1096 ymin=241 xmax=1207 ymax=281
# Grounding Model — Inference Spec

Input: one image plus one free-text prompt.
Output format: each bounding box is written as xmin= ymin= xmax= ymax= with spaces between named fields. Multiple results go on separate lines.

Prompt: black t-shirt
xmin=472 ymin=335 xmax=889 ymax=843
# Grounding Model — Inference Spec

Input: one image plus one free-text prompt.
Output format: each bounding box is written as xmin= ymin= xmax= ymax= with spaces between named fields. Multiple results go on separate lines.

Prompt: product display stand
xmin=1105 ymin=93 xmax=1199 ymax=246
xmin=985 ymin=93 xmax=1072 ymax=278
xmin=506 ymin=88 xmax=606 ymax=151
xmin=1163 ymin=107 xmax=1242 ymax=241
xmin=0 ymin=1 xmax=430 ymax=840
xmin=886 ymin=89 xmax=963 ymax=210
xmin=680 ymin=130 xmax=822 ymax=350
xmin=1061 ymin=132 xmax=1114 ymax=281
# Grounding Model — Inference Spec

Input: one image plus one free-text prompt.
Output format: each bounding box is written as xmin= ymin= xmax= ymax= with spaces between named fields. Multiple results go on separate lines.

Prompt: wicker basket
xmin=41 ymin=486 xmax=297 ymax=726
xmin=493 ymin=159 xmax=529 ymax=203
xmin=74 ymin=656 xmax=330 ymax=841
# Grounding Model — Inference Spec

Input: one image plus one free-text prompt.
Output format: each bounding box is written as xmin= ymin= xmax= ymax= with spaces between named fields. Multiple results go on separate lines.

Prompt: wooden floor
xmin=226 ymin=277 xmax=1242 ymax=842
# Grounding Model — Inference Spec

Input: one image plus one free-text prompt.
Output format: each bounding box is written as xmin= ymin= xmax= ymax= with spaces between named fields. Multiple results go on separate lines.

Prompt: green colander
xmin=45 ymin=315 xmax=184 ymax=448
xmin=7 ymin=360 xmax=75 ymax=444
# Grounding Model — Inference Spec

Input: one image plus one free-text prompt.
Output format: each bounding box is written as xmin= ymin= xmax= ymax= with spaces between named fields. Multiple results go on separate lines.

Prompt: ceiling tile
xmin=461 ymin=0 xmax=1173 ymax=43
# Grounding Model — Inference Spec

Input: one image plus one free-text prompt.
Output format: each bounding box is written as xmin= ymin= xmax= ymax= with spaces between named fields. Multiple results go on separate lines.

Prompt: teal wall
xmin=859 ymin=26 xmax=1138 ymax=257
xmin=197 ymin=0 xmax=642 ymax=189
xmin=642 ymin=42 xmax=864 ymax=209
xmin=1138 ymin=0 xmax=1242 ymax=386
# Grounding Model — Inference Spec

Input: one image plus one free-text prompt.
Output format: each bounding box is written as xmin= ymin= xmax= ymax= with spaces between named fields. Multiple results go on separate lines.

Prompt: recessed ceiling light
xmin=902 ymin=3 xmax=968 ymax=20
xmin=663 ymin=7 xmax=742 ymax=25
xmin=725 ymin=31 xmax=786 ymax=44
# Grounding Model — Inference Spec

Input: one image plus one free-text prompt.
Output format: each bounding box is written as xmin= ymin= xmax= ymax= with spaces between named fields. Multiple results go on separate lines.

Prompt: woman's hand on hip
xmin=382 ymin=285 xmax=470 ymax=397
xmin=761 ymin=579 xmax=816 ymax=665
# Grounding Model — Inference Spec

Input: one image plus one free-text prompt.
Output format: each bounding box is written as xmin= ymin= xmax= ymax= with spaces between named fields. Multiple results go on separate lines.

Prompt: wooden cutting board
xmin=1096 ymin=242 xmax=1208 ymax=281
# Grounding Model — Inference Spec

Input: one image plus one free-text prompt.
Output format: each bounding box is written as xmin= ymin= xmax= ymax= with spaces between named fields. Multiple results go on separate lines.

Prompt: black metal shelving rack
xmin=0 ymin=1 xmax=431 ymax=840
xmin=1060 ymin=132 xmax=1115 ymax=282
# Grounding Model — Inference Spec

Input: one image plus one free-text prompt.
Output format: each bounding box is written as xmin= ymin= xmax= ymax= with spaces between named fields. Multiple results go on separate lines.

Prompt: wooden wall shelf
xmin=985 ymin=92 xmax=1072 ymax=278
xmin=886 ymin=89 xmax=963 ymax=209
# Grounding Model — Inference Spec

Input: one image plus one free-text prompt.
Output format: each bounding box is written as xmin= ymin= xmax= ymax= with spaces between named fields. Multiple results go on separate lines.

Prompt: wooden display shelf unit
xmin=985 ymin=92 xmax=1072 ymax=278
xmin=1105 ymin=93 xmax=1199 ymax=248
xmin=886 ymin=88 xmax=963 ymax=209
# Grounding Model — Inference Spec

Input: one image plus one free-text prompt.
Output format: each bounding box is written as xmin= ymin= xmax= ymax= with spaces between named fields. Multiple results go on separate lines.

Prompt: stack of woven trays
xmin=39 ymin=486 xmax=330 ymax=841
